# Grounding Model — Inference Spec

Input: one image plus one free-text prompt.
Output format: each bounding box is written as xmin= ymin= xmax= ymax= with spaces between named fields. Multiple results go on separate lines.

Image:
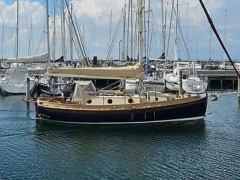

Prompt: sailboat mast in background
xmin=138 ymin=0 xmax=143 ymax=68
xmin=16 ymin=0 xmax=19 ymax=66
xmin=46 ymin=0 xmax=50 ymax=65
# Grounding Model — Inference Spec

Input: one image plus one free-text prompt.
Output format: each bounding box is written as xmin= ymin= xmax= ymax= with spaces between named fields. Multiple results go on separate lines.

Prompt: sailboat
xmin=219 ymin=61 xmax=234 ymax=70
xmin=125 ymin=61 xmax=165 ymax=93
xmin=0 ymin=63 xmax=36 ymax=94
xmin=34 ymin=0 xmax=207 ymax=125
xmin=164 ymin=66 xmax=208 ymax=94
xmin=163 ymin=0 xmax=207 ymax=94
xmin=234 ymin=62 xmax=240 ymax=70
xmin=0 ymin=0 xmax=36 ymax=95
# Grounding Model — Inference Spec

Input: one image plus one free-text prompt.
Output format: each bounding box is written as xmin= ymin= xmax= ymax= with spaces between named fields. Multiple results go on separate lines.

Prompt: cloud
xmin=68 ymin=0 xmax=125 ymax=32
xmin=0 ymin=0 xmax=239 ymax=61
xmin=0 ymin=0 xmax=46 ymax=58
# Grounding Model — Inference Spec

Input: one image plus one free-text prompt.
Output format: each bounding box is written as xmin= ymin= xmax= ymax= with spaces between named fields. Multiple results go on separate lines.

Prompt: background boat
xmin=0 ymin=63 xmax=36 ymax=95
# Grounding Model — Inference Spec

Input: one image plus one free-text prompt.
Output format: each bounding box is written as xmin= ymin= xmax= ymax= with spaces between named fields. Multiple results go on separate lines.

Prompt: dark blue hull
xmin=36 ymin=96 xmax=207 ymax=125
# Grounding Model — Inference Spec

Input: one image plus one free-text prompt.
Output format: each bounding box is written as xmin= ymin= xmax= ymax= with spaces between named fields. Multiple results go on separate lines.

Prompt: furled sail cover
xmin=6 ymin=52 xmax=48 ymax=64
xmin=72 ymin=81 xmax=96 ymax=103
xmin=46 ymin=63 xmax=145 ymax=79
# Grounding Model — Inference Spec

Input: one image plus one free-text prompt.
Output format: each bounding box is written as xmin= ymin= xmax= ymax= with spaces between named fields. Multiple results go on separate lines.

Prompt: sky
xmin=0 ymin=0 xmax=240 ymax=62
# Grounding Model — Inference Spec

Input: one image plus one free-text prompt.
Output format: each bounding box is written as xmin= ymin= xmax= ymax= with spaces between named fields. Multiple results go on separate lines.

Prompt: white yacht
xmin=164 ymin=66 xmax=208 ymax=94
xmin=0 ymin=63 xmax=36 ymax=94
xmin=219 ymin=61 xmax=234 ymax=70
xmin=125 ymin=64 xmax=165 ymax=92
xmin=234 ymin=62 xmax=240 ymax=70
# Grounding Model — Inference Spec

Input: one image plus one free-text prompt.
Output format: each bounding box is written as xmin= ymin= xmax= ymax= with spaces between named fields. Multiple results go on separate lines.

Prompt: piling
xmin=178 ymin=70 xmax=183 ymax=97
xmin=52 ymin=78 xmax=55 ymax=97
xmin=26 ymin=77 xmax=30 ymax=101
xmin=238 ymin=78 xmax=240 ymax=99
xmin=93 ymin=56 xmax=98 ymax=66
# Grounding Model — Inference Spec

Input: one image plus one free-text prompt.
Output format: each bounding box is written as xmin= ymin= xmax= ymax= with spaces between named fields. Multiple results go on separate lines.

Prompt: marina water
xmin=0 ymin=93 xmax=240 ymax=179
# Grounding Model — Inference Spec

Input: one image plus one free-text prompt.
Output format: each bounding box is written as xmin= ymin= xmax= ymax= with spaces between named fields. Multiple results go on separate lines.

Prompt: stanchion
xmin=238 ymin=78 xmax=240 ymax=100
xmin=178 ymin=70 xmax=183 ymax=97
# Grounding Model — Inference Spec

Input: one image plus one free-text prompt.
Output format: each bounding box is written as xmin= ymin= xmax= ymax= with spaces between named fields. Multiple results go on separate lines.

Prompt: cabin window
xmin=87 ymin=100 xmax=92 ymax=104
xmin=107 ymin=99 xmax=113 ymax=104
xmin=155 ymin=97 xmax=159 ymax=101
xmin=128 ymin=98 xmax=133 ymax=104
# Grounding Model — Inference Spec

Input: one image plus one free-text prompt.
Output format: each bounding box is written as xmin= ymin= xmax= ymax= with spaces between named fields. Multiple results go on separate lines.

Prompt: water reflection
xmin=36 ymin=120 xmax=206 ymax=134
xmin=33 ymin=120 xmax=207 ymax=179
xmin=26 ymin=102 xmax=31 ymax=118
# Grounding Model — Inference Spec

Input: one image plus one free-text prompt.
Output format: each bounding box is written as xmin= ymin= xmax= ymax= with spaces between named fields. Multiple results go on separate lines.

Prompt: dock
xmin=198 ymin=70 xmax=239 ymax=91
xmin=1 ymin=63 xmax=240 ymax=92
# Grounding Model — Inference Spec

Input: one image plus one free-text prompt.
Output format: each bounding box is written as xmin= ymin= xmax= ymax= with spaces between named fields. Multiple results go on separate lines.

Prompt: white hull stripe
xmin=38 ymin=116 xmax=205 ymax=125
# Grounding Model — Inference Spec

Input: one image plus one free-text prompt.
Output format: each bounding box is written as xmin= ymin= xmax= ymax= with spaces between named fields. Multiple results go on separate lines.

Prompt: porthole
xmin=87 ymin=100 xmax=92 ymax=104
xmin=107 ymin=99 xmax=113 ymax=104
xmin=155 ymin=97 xmax=159 ymax=101
xmin=128 ymin=98 xmax=133 ymax=104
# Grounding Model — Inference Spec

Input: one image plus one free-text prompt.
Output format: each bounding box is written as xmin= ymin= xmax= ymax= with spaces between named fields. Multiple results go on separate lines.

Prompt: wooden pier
xmin=198 ymin=70 xmax=239 ymax=91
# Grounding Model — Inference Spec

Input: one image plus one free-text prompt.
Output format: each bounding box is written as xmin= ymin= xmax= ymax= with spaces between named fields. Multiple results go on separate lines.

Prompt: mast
xmin=187 ymin=0 xmax=189 ymax=41
xmin=1 ymin=21 xmax=4 ymax=59
xmin=64 ymin=0 xmax=88 ymax=65
xmin=46 ymin=0 xmax=50 ymax=65
xmin=174 ymin=0 xmax=179 ymax=64
xmin=209 ymin=23 xmax=212 ymax=60
xmin=130 ymin=0 xmax=133 ymax=60
xmin=126 ymin=1 xmax=130 ymax=60
xmin=195 ymin=10 xmax=199 ymax=61
xmin=28 ymin=19 xmax=32 ymax=56
xmin=146 ymin=0 xmax=150 ymax=60
xmin=109 ymin=10 xmax=112 ymax=55
xmin=161 ymin=0 xmax=165 ymax=60
xmin=122 ymin=4 xmax=126 ymax=61
xmin=143 ymin=0 xmax=146 ymax=58
xmin=224 ymin=9 xmax=227 ymax=61
xmin=198 ymin=0 xmax=240 ymax=78
xmin=69 ymin=2 xmax=73 ymax=63
xmin=138 ymin=0 xmax=143 ymax=68
xmin=53 ymin=0 xmax=57 ymax=61
xmin=61 ymin=0 xmax=66 ymax=60
xmin=16 ymin=0 xmax=19 ymax=65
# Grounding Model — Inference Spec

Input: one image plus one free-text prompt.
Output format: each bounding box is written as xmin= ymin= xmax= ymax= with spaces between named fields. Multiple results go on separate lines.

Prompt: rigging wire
xmin=199 ymin=0 xmax=240 ymax=78
xmin=106 ymin=10 xmax=124 ymax=61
